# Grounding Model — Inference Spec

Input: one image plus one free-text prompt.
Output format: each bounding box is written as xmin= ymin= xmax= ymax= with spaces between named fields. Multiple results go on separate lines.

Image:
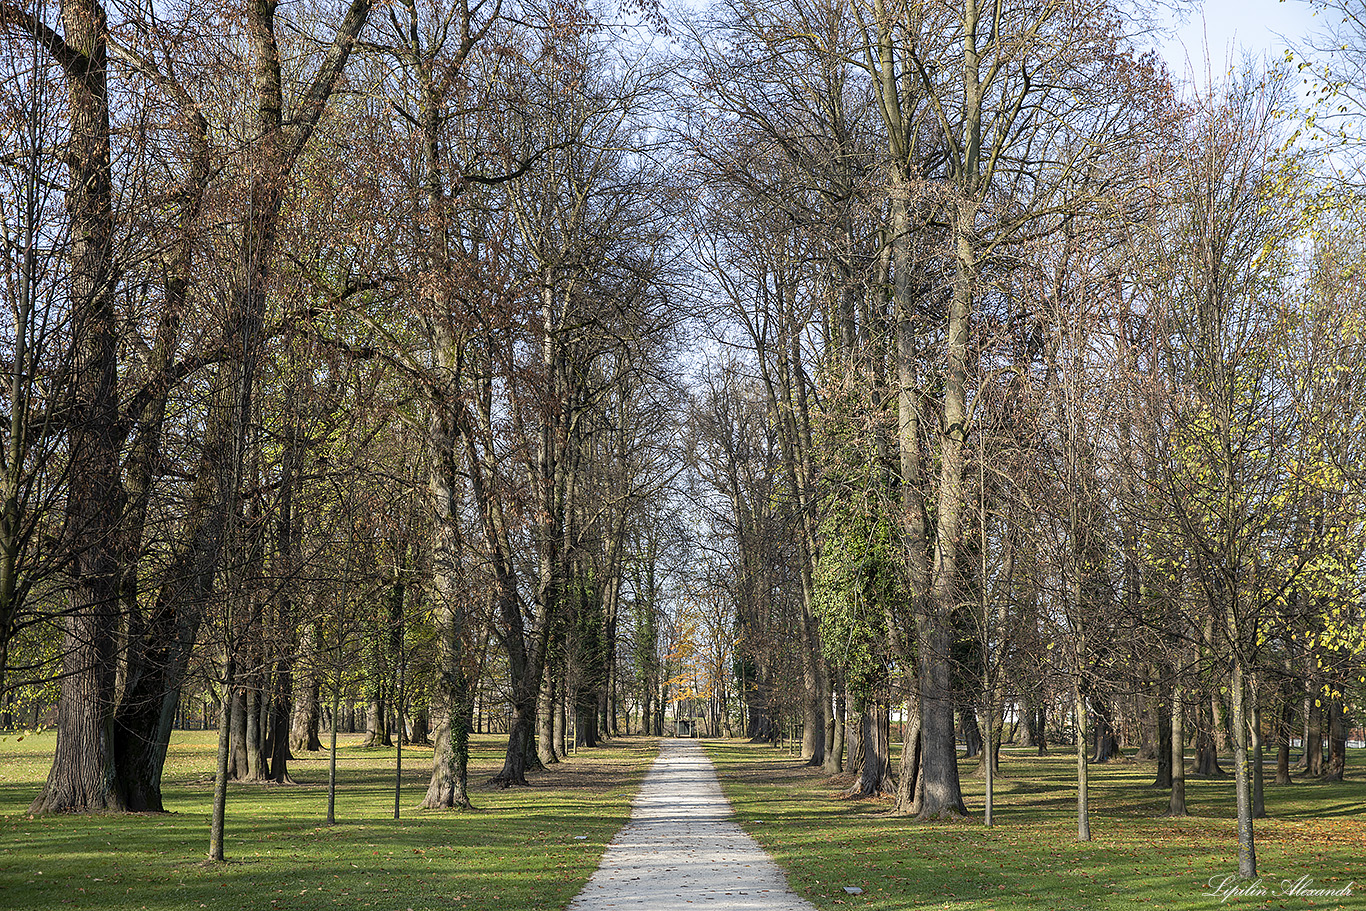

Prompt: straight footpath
xmin=568 ymin=738 xmax=820 ymax=911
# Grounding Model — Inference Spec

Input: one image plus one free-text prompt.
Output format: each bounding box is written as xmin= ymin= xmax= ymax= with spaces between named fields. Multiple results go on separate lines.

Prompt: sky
xmin=1157 ymin=0 xmax=1325 ymax=76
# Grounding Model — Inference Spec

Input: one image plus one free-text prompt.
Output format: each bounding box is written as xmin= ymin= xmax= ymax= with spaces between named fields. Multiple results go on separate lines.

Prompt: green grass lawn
xmin=0 ymin=730 xmax=657 ymax=911
xmin=703 ymin=741 xmax=1366 ymax=911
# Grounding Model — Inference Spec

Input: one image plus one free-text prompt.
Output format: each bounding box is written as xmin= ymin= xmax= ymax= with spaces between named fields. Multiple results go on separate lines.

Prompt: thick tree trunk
xmin=744 ymin=667 xmax=773 ymax=742
xmin=1136 ymin=668 xmax=1158 ymax=760
xmin=28 ymin=0 xmax=125 ymax=816
xmin=1021 ymin=698 xmax=1040 ymax=748
xmin=1213 ymin=689 xmax=1232 ymax=755
xmin=1153 ymin=679 xmax=1173 ymax=788
xmin=267 ymin=658 xmax=295 ymax=783
xmin=916 ymin=617 xmax=967 ymax=819
xmin=1091 ymin=699 xmax=1119 ymax=763
xmin=576 ymin=699 xmax=598 ymax=749
xmin=1304 ymin=690 xmax=1323 ymax=776
xmin=111 ymin=599 xmax=199 ymax=809
xmin=496 ymin=669 xmax=545 ymax=782
xmin=1195 ymin=688 xmax=1225 ymax=776
xmin=290 ymin=668 xmax=322 ymax=753
xmin=30 ymin=607 xmax=123 ymax=813
xmin=227 ymin=689 xmax=248 ymax=780
xmin=848 ymin=701 xmax=893 ymax=798
xmin=410 ymin=706 xmax=430 ymax=746
xmin=891 ymin=695 xmax=922 ymax=816
xmin=537 ymin=669 xmax=559 ymax=765
xmin=421 ymin=701 xmax=472 ymax=810
xmin=243 ymin=681 xmax=269 ymax=781
xmin=554 ymin=683 xmax=567 ymax=753
xmin=1196 ymin=727 xmax=1224 ymax=776
xmin=1324 ymin=700 xmax=1346 ymax=781
xmin=364 ymin=696 xmax=390 ymax=748
xmin=797 ymin=616 xmax=825 ymax=765
xmin=602 ymin=572 xmax=622 ymax=740
xmin=421 ymin=327 xmax=476 ymax=804
xmin=421 ymin=439 xmax=473 ymax=801
xmin=961 ymin=709 xmax=982 ymax=759
xmin=845 ymin=698 xmax=863 ymax=774
xmin=825 ymin=690 xmax=845 ymax=775
xmin=1274 ymin=675 xmax=1294 ymax=784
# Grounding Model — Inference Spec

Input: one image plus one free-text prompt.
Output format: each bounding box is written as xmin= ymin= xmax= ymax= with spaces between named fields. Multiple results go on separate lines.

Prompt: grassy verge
xmin=0 ymin=730 xmax=656 ymax=911
xmin=703 ymin=740 xmax=1365 ymax=911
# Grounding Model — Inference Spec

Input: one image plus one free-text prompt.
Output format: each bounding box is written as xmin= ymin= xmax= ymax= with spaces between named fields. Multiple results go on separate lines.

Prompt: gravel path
xmin=567 ymin=738 xmax=820 ymax=911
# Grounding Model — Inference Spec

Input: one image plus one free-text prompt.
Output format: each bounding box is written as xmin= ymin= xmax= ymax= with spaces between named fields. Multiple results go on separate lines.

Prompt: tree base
xmin=419 ymin=787 xmax=472 ymax=810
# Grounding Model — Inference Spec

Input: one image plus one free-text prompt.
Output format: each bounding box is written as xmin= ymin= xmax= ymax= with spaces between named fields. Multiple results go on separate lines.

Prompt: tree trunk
xmin=1230 ymin=661 xmax=1256 ymax=878
xmin=1076 ymin=687 xmax=1090 ymax=841
xmin=915 ymin=620 xmax=967 ymax=819
xmin=244 ymin=681 xmax=268 ymax=781
xmin=421 ymin=700 xmax=472 ymax=810
xmin=410 ymin=706 xmax=430 ymax=746
xmin=111 ymin=593 xmax=200 ymax=809
xmin=1021 ymin=698 xmax=1040 ymax=748
xmin=27 ymin=0 xmax=124 ymax=817
xmin=227 ymin=689 xmax=248 ymax=780
xmin=1154 ymin=678 xmax=1173 ymax=788
xmin=961 ymin=708 xmax=982 ymax=759
xmin=1251 ymin=692 xmax=1265 ymax=818
xmin=576 ymin=699 xmax=598 ymax=749
xmin=209 ymin=663 xmax=234 ymax=861
xmin=826 ymin=689 xmax=845 ymax=775
xmin=1324 ymin=699 xmax=1346 ymax=781
xmin=1273 ymin=672 xmax=1294 ymax=784
xmin=267 ymin=657 xmax=295 ymax=783
xmin=554 ymin=683 xmax=567 ymax=754
xmin=1170 ymin=682 xmax=1187 ymax=816
xmin=845 ymin=697 xmax=863 ymax=774
xmin=291 ymin=668 xmax=322 ymax=753
xmin=857 ymin=701 xmax=893 ymax=797
xmin=744 ymin=667 xmax=772 ymax=741
xmin=891 ymin=695 xmax=921 ymax=816
xmin=1208 ymin=686 xmax=1229 ymax=756
xmin=537 ymin=668 xmax=559 ymax=765
xmin=1304 ymin=690 xmax=1323 ymax=776
xmin=1195 ymin=697 xmax=1225 ymax=777
xmin=1136 ymin=668 xmax=1158 ymax=761
xmin=30 ymin=606 xmax=123 ymax=813
xmin=1091 ymin=698 xmax=1119 ymax=763
xmin=364 ymin=695 xmax=390 ymax=748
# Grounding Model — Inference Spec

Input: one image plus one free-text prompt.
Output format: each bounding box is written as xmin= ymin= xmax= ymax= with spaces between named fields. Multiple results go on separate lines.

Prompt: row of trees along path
xmin=1 ymin=0 xmax=1364 ymax=886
